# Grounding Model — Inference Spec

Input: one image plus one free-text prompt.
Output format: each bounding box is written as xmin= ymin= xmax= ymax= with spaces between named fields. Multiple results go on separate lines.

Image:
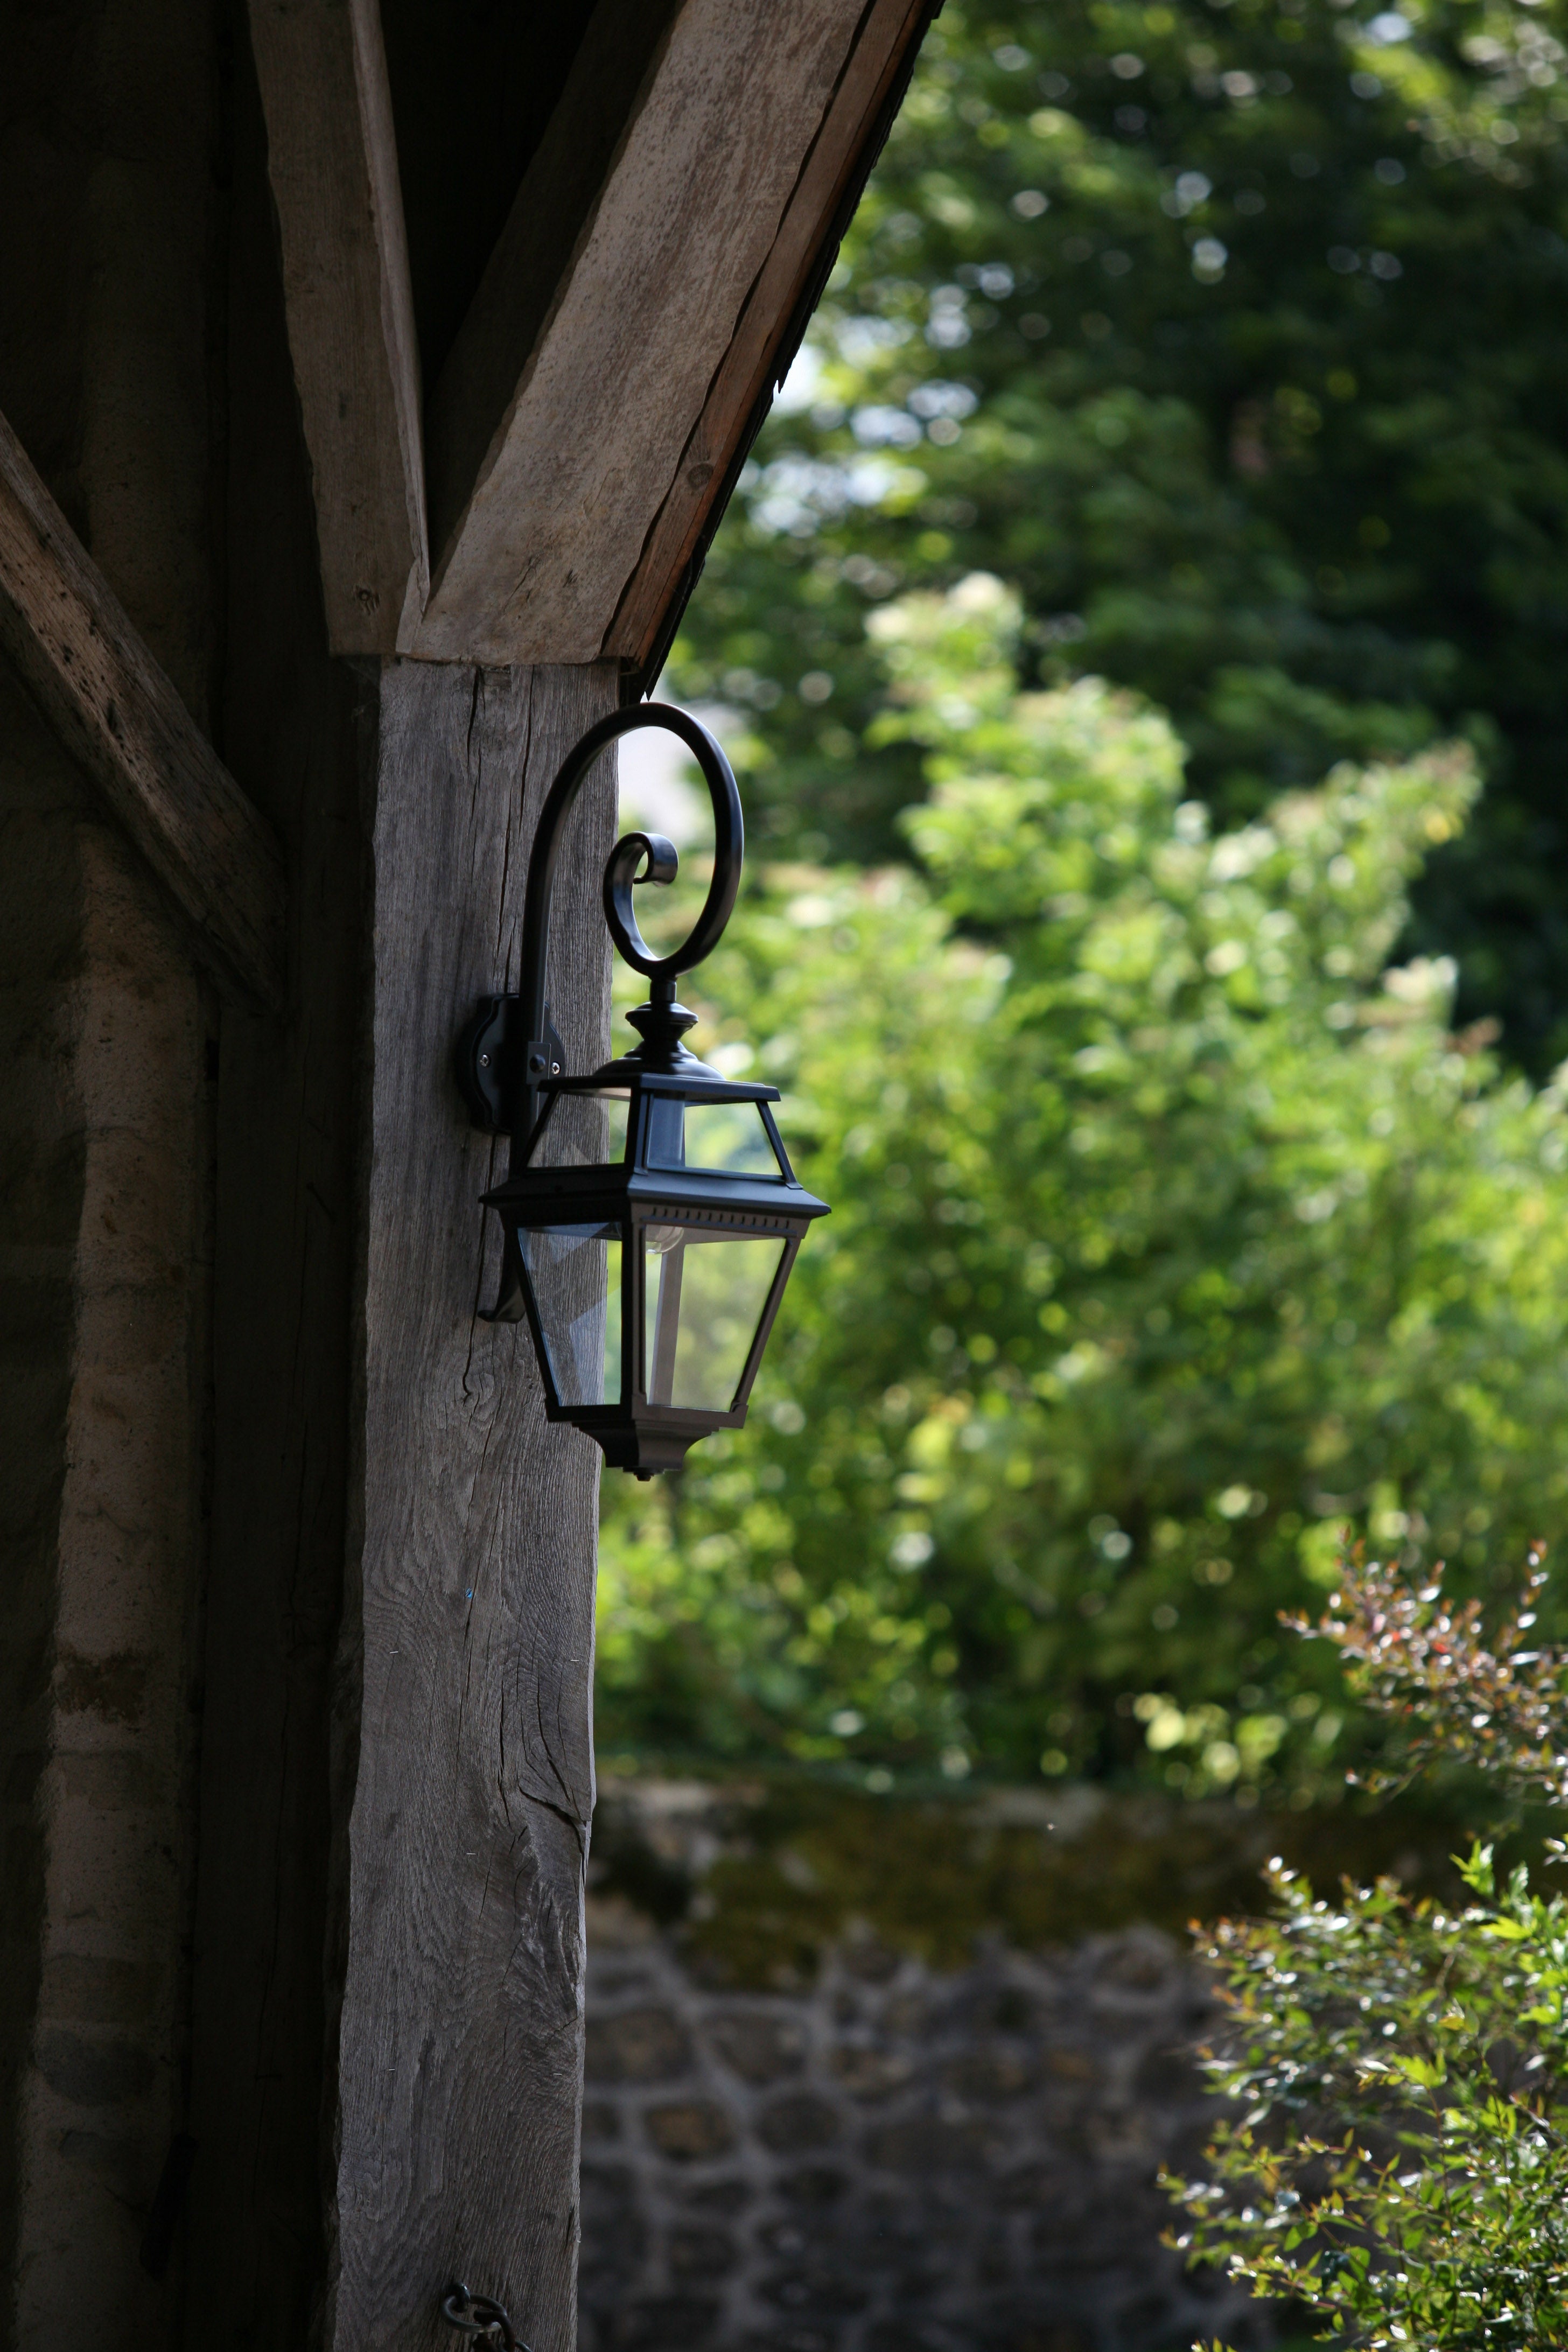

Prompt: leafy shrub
xmin=1170 ymin=1547 xmax=1568 ymax=2349
xmin=597 ymin=581 xmax=1568 ymax=1794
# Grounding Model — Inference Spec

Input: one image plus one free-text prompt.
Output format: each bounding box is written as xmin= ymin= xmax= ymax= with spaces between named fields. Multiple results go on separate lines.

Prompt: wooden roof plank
xmin=248 ymin=0 xmax=428 ymax=655
xmin=0 ymin=407 xmax=286 ymax=1013
xmin=412 ymin=0 xmax=878 ymax=668
xmin=605 ymin=0 xmax=938 ymax=679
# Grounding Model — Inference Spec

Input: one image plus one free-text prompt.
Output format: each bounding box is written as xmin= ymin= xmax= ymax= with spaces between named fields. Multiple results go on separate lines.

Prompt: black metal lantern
xmin=456 ymin=706 xmax=828 ymax=1477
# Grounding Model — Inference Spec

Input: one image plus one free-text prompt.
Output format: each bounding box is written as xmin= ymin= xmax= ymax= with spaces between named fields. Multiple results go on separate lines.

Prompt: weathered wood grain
xmin=422 ymin=0 xmax=683 ymax=573
xmin=0 ymin=403 xmax=285 ymax=1012
xmin=248 ymin=0 xmax=428 ymax=654
xmin=413 ymin=0 xmax=869 ymax=667
xmin=605 ymin=0 xmax=938 ymax=674
xmin=327 ymin=659 xmax=619 ymax=2352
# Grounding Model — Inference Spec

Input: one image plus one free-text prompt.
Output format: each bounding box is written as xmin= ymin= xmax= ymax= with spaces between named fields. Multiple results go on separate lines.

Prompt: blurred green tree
xmin=671 ymin=0 xmax=1568 ymax=1063
xmin=598 ymin=580 xmax=1568 ymax=1796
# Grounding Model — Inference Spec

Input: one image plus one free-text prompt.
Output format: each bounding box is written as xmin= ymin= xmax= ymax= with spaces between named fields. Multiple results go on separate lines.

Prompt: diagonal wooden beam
xmin=248 ymin=0 xmax=428 ymax=656
xmin=0 ymin=408 xmax=286 ymax=1013
xmin=414 ymin=0 xmax=917 ymax=669
xmin=418 ymin=0 xmax=682 ymax=585
xmin=605 ymin=0 xmax=939 ymax=684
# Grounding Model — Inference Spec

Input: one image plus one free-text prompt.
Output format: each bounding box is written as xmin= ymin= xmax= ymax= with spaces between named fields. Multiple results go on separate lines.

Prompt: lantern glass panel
xmin=645 ymin=1098 xmax=783 ymax=1178
xmin=519 ymin=1224 xmax=623 ymax=1404
xmin=643 ymin=1223 xmax=787 ymax=1410
xmin=530 ymin=1088 xmax=630 ymax=1169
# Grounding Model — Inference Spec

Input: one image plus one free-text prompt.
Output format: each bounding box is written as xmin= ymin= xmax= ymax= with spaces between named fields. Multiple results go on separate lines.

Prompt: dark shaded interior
xmin=379 ymin=0 xmax=598 ymax=397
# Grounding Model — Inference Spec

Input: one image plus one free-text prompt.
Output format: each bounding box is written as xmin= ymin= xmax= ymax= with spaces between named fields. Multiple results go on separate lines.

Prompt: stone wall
xmin=582 ymin=1913 xmax=1256 ymax=2352
xmin=578 ymin=1775 xmax=1462 ymax=2352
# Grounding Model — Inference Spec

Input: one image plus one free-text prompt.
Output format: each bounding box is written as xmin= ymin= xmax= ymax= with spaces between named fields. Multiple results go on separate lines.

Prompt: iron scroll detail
xmin=454 ymin=704 xmax=744 ymax=1145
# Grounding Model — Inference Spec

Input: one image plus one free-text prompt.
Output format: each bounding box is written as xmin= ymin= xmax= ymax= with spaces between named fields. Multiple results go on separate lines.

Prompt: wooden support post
xmin=326 ymin=658 xmax=618 ymax=2352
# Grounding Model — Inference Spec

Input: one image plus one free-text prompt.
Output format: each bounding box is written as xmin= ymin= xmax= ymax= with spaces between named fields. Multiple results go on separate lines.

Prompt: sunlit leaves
xmin=1167 ymin=1553 xmax=1568 ymax=2349
xmin=597 ymin=585 xmax=1568 ymax=1793
xmin=1298 ymin=1541 xmax=1568 ymax=1803
xmin=669 ymin=0 xmax=1568 ymax=1063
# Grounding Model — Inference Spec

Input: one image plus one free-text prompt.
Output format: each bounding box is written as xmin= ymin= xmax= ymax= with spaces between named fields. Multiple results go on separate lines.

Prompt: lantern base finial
xmin=576 ymin=1413 xmax=708 ymax=1477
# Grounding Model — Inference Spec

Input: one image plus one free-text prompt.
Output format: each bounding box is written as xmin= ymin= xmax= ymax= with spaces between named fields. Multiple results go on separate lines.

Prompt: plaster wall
xmin=0 ymin=0 xmax=222 ymax=2337
xmin=0 ymin=683 xmax=91 ymax=2318
xmin=0 ymin=677 xmax=213 ymax=2347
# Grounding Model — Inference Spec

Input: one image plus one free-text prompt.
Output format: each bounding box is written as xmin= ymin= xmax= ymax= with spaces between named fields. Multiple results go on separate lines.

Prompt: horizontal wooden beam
xmin=414 ymin=0 xmax=894 ymax=667
xmin=606 ymin=0 xmax=939 ymax=681
xmin=248 ymin=0 xmax=428 ymax=655
xmin=0 ymin=407 xmax=286 ymax=1012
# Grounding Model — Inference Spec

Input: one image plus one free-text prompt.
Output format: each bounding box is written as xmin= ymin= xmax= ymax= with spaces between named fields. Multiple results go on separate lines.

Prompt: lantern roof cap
xmin=547 ymin=1054 xmax=781 ymax=1104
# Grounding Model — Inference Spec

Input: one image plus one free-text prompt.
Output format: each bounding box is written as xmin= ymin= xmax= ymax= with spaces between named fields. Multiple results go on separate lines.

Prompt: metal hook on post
xmin=439 ymin=2280 xmax=527 ymax=2352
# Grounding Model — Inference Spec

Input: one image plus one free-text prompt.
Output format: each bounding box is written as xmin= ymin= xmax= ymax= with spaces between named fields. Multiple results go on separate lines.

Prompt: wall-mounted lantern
xmin=457 ymin=708 xmax=828 ymax=1478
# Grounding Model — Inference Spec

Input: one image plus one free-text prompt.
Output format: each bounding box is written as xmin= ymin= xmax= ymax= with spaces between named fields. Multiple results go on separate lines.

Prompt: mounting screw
xmin=479 ymin=1053 xmax=491 ymax=1067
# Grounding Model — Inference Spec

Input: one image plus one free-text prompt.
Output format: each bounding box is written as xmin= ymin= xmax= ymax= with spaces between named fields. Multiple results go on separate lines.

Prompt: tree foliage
xmin=1171 ymin=1548 xmax=1568 ymax=2349
xmin=672 ymin=0 xmax=1568 ymax=1062
xmin=597 ymin=581 xmax=1568 ymax=1794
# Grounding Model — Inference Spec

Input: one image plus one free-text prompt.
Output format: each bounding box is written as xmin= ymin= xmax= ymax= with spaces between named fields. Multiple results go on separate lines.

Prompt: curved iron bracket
xmin=454 ymin=705 xmax=744 ymax=1146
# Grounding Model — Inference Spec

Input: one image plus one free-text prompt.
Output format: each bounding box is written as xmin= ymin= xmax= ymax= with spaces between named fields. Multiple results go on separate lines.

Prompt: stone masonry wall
xmin=580 ymin=1906 xmax=1259 ymax=2352
xmin=572 ymin=1774 xmax=1446 ymax=2352
xmin=577 ymin=1773 xmax=1466 ymax=2352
